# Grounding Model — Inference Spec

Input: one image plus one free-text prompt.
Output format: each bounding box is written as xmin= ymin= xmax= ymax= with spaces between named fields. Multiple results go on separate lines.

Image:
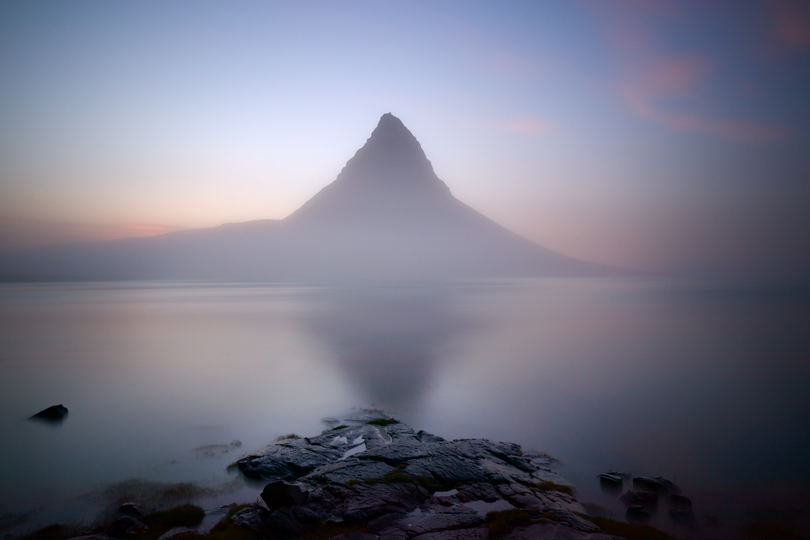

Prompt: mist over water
xmin=1 ymin=279 xmax=808 ymax=537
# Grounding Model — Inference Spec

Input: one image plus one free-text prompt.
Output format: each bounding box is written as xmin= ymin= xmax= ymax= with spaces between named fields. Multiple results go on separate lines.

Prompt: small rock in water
xmin=620 ymin=490 xmax=659 ymax=508
xmin=29 ymin=404 xmax=69 ymax=422
xmin=598 ymin=472 xmax=624 ymax=493
xmin=118 ymin=502 xmax=142 ymax=518
xmin=599 ymin=472 xmax=624 ymax=484
xmin=633 ymin=475 xmax=678 ymax=493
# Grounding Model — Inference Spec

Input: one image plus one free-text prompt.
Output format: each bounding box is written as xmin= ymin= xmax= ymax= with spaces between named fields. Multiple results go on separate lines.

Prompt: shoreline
xmin=11 ymin=410 xmax=673 ymax=540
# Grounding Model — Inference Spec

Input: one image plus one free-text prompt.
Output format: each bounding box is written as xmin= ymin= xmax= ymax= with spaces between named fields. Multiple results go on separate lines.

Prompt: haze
xmin=1 ymin=0 xmax=809 ymax=278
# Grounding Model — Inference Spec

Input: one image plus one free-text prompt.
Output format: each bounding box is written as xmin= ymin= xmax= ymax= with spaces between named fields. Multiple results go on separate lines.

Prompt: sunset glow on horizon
xmin=1 ymin=0 xmax=808 ymax=277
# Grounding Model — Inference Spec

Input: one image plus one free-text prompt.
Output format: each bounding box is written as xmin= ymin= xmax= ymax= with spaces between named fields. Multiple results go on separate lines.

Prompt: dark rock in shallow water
xmin=598 ymin=472 xmax=624 ymax=493
xmin=632 ymin=476 xmax=678 ymax=493
xmin=118 ymin=502 xmax=142 ymax=518
xmin=230 ymin=412 xmax=624 ymax=539
xmin=620 ymin=490 xmax=659 ymax=508
xmin=29 ymin=404 xmax=68 ymax=422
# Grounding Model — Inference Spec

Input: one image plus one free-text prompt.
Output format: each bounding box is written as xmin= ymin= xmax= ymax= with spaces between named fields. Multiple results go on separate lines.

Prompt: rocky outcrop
xmin=229 ymin=411 xmax=619 ymax=539
xmin=29 ymin=404 xmax=68 ymax=422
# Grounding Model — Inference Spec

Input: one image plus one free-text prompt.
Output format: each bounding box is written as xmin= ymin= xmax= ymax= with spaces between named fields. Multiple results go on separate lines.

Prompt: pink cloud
xmin=623 ymin=88 xmax=785 ymax=141
xmin=0 ymin=218 xmax=180 ymax=249
xmin=620 ymin=57 xmax=785 ymax=141
xmin=587 ymin=2 xmax=786 ymax=142
xmin=501 ymin=116 xmax=550 ymax=135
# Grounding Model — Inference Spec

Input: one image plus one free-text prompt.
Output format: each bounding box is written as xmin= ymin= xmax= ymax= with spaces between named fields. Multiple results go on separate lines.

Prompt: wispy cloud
xmin=587 ymin=0 xmax=786 ymax=142
xmin=620 ymin=58 xmax=784 ymax=141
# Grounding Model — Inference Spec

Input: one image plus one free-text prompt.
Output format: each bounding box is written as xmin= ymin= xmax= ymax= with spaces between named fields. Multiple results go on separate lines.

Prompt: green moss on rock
xmin=366 ymin=418 xmax=398 ymax=426
xmin=535 ymin=480 xmax=575 ymax=496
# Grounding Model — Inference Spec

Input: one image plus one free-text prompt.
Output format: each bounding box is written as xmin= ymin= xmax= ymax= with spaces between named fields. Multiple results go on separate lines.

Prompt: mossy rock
xmin=366 ymin=418 xmax=398 ymax=426
xmin=535 ymin=480 xmax=575 ymax=496
xmin=349 ymin=465 xmax=444 ymax=492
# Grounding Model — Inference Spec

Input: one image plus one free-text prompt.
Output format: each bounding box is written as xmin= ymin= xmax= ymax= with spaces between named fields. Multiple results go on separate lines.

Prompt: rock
xmin=261 ymin=481 xmax=308 ymax=508
xmin=632 ymin=476 xmax=678 ymax=493
xmin=620 ymin=490 xmax=659 ymax=508
xmin=228 ymin=505 xmax=269 ymax=530
xmin=118 ymin=502 xmax=142 ymax=518
xmin=236 ymin=438 xmax=342 ymax=480
xmin=581 ymin=502 xmax=606 ymax=517
xmin=598 ymin=472 xmax=623 ymax=493
xmin=228 ymin=412 xmax=659 ymax=539
xmin=374 ymin=503 xmax=483 ymax=538
xmin=29 ymin=404 xmax=68 ymax=422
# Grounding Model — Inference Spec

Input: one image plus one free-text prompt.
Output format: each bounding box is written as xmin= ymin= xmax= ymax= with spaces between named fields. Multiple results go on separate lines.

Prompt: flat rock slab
xmin=229 ymin=411 xmax=622 ymax=539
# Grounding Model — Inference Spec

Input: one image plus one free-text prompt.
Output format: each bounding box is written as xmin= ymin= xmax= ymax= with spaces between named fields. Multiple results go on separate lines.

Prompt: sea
xmin=1 ymin=278 xmax=808 ymax=538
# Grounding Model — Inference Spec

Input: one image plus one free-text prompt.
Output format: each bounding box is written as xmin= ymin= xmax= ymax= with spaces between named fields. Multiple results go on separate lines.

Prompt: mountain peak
xmin=367 ymin=112 xmax=419 ymax=148
xmin=285 ymin=113 xmax=453 ymax=224
xmin=340 ymin=113 xmax=438 ymax=187
xmin=376 ymin=112 xmax=406 ymax=129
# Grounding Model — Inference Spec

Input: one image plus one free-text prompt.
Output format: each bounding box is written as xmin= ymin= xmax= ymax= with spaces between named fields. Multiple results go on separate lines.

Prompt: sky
xmin=1 ymin=0 xmax=809 ymax=277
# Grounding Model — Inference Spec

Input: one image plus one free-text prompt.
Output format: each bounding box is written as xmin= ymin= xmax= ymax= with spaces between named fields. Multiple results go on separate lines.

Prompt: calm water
xmin=1 ymin=279 xmax=809 ymax=537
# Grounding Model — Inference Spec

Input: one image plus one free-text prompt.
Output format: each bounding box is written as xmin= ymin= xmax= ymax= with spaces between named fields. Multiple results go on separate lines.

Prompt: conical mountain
xmin=287 ymin=113 xmax=452 ymax=227
xmin=0 ymin=113 xmax=606 ymax=281
xmin=281 ymin=113 xmax=598 ymax=278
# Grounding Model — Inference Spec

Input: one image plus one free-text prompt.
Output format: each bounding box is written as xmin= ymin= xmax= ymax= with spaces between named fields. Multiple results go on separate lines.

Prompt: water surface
xmin=1 ymin=279 xmax=808 ymax=537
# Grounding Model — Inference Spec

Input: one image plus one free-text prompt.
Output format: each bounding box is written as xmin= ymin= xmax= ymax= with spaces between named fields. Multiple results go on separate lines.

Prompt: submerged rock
xmin=631 ymin=476 xmax=678 ymax=493
xmin=620 ymin=490 xmax=658 ymax=508
xmin=118 ymin=502 xmax=142 ymax=518
xmin=29 ymin=404 xmax=69 ymax=422
xmin=230 ymin=412 xmax=621 ymax=539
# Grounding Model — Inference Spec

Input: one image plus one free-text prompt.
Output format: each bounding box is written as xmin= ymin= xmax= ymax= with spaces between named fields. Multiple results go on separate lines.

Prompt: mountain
xmin=0 ymin=113 xmax=605 ymax=281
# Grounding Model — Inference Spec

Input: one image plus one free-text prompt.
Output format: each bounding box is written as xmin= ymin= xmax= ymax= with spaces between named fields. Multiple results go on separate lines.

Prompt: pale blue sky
xmin=1 ymin=0 xmax=808 ymax=275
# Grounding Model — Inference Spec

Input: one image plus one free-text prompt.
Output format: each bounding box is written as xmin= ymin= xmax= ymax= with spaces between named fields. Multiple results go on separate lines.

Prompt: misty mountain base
xmin=1 ymin=114 xmax=603 ymax=281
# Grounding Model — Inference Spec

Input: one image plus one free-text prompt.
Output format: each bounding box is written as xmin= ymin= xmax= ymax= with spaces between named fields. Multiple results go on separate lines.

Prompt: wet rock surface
xmin=227 ymin=411 xmax=620 ymax=539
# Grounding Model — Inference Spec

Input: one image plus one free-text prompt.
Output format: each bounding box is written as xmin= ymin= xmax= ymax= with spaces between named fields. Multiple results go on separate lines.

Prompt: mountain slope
xmin=0 ymin=114 xmax=605 ymax=281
